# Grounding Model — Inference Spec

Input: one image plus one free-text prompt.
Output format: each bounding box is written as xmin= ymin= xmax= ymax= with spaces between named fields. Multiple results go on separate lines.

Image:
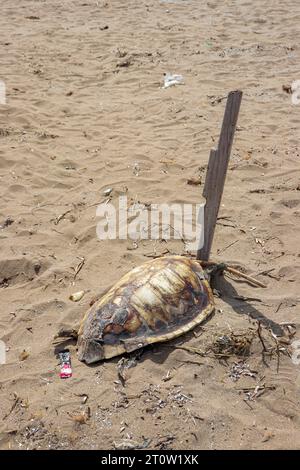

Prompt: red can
xmin=59 ymin=350 xmax=72 ymax=379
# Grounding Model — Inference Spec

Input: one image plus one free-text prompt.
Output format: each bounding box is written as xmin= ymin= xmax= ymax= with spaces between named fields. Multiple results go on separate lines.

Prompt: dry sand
xmin=1 ymin=0 xmax=300 ymax=450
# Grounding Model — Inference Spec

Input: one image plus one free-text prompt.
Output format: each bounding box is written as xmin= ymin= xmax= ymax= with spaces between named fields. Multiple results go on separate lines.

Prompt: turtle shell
xmin=77 ymin=255 xmax=214 ymax=363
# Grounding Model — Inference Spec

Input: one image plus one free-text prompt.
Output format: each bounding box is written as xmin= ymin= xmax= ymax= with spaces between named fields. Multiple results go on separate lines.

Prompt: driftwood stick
xmin=199 ymin=260 xmax=266 ymax=288
xmin=225 ymin=266 xmax=267 ymax=288
xmin=197 ymin=90 xmax=243 ymax=261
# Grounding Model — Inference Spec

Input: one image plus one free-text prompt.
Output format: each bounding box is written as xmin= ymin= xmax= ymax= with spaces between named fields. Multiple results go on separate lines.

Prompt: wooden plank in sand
xmin=197 ymin=90 xmax=243 ymax=261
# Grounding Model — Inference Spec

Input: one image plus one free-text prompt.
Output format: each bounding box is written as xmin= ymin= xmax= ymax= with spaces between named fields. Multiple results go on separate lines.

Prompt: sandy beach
xmin=1 ymin=0 xmax=300 ymax=450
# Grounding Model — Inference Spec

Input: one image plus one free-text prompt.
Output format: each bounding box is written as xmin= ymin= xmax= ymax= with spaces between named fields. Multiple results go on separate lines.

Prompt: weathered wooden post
xmin=197 ymin=90 xmax=243 ymax=261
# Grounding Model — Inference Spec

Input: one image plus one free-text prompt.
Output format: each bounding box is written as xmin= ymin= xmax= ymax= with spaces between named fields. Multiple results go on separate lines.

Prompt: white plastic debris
xmin=133 ymin=162 xmax=140 ymax=176
xmin=291 ymin=80 xmax=300 ymax=105
xmin=162 ymin=73 xmax=184 ymax=89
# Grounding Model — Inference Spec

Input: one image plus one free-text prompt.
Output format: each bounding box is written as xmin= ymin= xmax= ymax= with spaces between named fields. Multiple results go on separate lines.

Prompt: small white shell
xmin=103 ymin=188 xmax=113 ymax=196
xmin=69 ymin=290 xmax=85 ymax=302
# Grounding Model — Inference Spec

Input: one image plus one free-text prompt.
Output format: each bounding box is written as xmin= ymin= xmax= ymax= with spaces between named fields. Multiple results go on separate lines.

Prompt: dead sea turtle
xmin=58 ymin=256 xmax=214 ymax=364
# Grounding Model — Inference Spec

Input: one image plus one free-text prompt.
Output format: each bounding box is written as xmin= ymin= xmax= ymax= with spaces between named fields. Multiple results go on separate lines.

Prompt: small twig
xmin=257 ymin=322 xmax=268 ymax=352
xmin=176 ymin=345 xmax=232 ymax=359
xmin=256 ymin=268 xmax=280 ymax=280
xmin=275 ymin=302 xmax=283 ymax=313
xmin=209 ymin=95 xmax=227 ymax=106
xmin=175 ymin=345 xmax=205 ymax=356
xmin=237 ymin=385 xmax=275 ymax=392
xmin=276 ymin=342 xmax=280 ymax=373
xmin=217 ymin=240 xmax=239 ymax=255
xmin=243 ymin=399 xmax=253 ymax=410
xmin=73 ymin=257 xmax=85 ymax=280
xmin=3 ymin=393 xmax=20 ymax=420
xmin=177 ymin=359 xmax=205 ymax=366
xmin=233 ymin=295 xmax=262 ymax=302
xmin=54 ymin=209 xmax=72 ymax=225
xmin=216 ymin=215 xmax=236 ymax=228
xmin=216 ymin=221 xmax=236 ymax=228
xmin=143 ymin=249 xmax=170 ymax=259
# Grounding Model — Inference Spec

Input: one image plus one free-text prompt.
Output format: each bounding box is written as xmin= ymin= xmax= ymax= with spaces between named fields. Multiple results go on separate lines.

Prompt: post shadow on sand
xmin=211 ymin=272 xmax=284 ymax=337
